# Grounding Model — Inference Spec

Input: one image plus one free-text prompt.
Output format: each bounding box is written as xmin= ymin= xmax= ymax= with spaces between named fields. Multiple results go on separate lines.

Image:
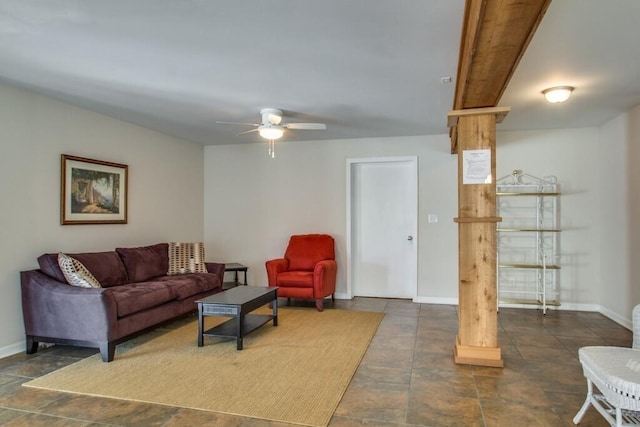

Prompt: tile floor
xmin=0 ymin=297 xmax=632 ymax=426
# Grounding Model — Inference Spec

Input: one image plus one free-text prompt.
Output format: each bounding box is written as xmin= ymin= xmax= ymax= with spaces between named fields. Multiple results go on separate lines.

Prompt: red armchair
xmin=265 ymin=234 xmax=337 ymax=311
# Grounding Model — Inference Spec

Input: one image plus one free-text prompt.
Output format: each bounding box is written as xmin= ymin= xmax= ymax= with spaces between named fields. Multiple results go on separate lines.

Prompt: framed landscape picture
xmin=61 ymin=154 xmax=128 ymax=225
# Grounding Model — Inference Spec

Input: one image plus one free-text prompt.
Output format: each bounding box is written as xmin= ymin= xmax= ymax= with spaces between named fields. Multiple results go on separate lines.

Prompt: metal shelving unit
xmin=496 ymin=170 xmax=560 ymax=314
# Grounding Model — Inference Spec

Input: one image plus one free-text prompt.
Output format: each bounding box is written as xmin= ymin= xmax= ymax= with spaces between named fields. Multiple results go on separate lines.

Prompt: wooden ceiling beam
xmin=450 ymin=0 xmax=552 ymax=153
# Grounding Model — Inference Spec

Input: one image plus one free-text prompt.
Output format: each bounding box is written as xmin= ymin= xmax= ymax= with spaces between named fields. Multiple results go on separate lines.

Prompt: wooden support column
xmin=448 ymin=106 xmax=510 ymax=368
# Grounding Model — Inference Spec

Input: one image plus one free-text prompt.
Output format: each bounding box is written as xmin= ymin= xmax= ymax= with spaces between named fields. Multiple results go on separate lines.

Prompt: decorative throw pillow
xmin=167 ymin=242 xmax=207 ymax=275
xmin=57 ymin=253 xmax=102 ymax=288
xmin=116 ymin=243 xmax=169 ymax=283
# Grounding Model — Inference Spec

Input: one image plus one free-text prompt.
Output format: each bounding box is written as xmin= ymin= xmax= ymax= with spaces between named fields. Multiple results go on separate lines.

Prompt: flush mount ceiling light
xmin=542 ymin=86 xmax=574 ymax=103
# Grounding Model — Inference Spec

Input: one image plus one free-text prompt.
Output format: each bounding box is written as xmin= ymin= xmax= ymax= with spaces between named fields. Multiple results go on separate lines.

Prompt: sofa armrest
xmin=265 ymin=258 xmax=289 ymax=286
xmin=205 ymin=262 xmax=225 ymax=279
xmin=314 ymin=259 xmax=337 ymax=297
xmin=20 ymin=270 xmax=118 ymax=342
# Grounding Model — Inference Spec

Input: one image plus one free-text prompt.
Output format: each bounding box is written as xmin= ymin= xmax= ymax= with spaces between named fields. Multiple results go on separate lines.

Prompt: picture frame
xmin=61 ymin=154 xmax=128 ymax=225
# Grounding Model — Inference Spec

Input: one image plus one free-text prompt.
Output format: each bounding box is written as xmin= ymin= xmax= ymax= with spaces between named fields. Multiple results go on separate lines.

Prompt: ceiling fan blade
xmin=284 ymin=123 xmax=327 ymax=130
xmin=236 ymin=128 xmax=259 ymax=136
xmin=216 ymin=121 xmax=259 ymax=127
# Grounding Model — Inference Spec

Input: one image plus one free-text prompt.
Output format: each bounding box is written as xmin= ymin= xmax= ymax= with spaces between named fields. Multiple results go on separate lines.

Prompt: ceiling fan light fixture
xmin=542 ymin=86 xmax=574 ymax=103
xmin=258 ymin=125 xmax=284 ymax=140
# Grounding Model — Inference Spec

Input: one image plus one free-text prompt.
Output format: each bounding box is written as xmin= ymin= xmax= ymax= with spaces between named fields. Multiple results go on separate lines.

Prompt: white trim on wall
xmin=0 ymin=342 xmax=25 ymax=361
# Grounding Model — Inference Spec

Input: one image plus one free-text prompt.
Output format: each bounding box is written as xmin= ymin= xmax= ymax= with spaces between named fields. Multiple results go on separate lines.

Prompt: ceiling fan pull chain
xmin=268 ymin=139 xmax=275 ymax=158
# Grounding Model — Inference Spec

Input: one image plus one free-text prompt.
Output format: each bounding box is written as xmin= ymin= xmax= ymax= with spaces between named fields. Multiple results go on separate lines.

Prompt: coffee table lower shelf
xmin=196 ymin=286 xmax=278 ymax=351
xmin=202 ymin=314 xmax=275 ymax=342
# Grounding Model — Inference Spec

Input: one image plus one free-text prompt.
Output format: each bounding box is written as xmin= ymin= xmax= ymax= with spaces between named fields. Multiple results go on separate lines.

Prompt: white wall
xmin=630 ymin=106 xmax=640 ymax=315
xmin=497 ymin=128 xmax=602 ymax=309
xmin=204 ymin=135 xmax=459 ymax=301
xmin=0 ymin=83 xmax=205 ymax=357
xmin=597 ymin=113 xmax=630 ymax=324
xmin=204 ymin=127 xmax=606 ymax=311
xmin=588 ymin=106 xmax=640 ymax=327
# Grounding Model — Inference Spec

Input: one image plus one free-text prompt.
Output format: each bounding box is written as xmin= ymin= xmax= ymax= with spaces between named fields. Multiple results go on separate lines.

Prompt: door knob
xmin=407 ymin=236 xmax=413 ymax=241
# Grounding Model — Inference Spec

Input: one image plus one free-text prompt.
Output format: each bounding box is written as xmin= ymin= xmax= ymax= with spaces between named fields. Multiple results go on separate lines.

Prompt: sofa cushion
xmin=116 ymin=243 xmax=168 ymax=283
xmin=105 ymin=282 xmax=178 ymax=317
xmin=285 ymin=234 xmax=335 ymax=271
xmin=167 ymin=242 xmax=207 ymax=275
xmin=155 ymin=273 xmax=222 ymax=300
xmin=38 ymin=251 xmax=128 ymax=287
xmin=57 ymin=253 xmax=102 ymax=289
xmin=276 ymin=271 xmax=314 ymax=287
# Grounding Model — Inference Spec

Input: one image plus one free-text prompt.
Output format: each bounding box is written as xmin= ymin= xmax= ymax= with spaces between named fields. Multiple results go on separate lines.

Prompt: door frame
xmin=345 ymin=156 xmax=418 ymax=300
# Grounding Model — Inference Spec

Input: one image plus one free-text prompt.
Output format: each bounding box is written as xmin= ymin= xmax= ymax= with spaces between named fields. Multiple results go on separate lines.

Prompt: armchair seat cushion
xmin=276 ymin=271 xmax=314 ymax=287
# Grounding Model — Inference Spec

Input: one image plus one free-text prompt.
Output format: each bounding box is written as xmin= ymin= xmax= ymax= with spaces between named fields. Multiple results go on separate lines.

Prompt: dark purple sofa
xmin=20 ymin=243 xmax=224 ymax=362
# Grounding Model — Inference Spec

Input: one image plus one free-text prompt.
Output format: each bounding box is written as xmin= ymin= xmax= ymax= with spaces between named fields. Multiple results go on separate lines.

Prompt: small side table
xmin=224 ymin=263 xmax=248 ymax=286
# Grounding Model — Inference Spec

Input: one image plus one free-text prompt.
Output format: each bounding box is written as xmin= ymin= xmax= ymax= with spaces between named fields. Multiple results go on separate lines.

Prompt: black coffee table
xmin=196 ymin=286 xmax=278 ymax=350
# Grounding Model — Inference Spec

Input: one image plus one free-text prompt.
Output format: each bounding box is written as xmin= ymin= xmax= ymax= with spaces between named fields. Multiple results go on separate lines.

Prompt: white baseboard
xmin=599 ymin=306 xmax=632 ymax=330
xmin=497 ymin=302 xmax=601 ymax=312
xmin=413 ymin=296 xmax=458 ymax=305
xmin=0 ymin=341 xmax=24 ymax=360
xmin=409 ymin=296 xmax=632 ymax=329
xmin=497 ymin=302 xmax=631 ymax=328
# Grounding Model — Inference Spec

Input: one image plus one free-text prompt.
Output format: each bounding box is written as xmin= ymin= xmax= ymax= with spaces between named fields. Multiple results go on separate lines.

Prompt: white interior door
xmin=348 ymin=158 xmax=417 ymax=299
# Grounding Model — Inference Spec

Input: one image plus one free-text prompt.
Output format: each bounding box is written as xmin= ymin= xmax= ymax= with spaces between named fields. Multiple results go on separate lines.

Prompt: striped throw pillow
xmin=167 ymin=242 xmax=207 ymax=275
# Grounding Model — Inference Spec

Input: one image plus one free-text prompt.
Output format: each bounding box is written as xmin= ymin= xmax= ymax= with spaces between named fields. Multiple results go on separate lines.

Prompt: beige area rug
xmin=24 ymin=307 xmax=383 ymax=427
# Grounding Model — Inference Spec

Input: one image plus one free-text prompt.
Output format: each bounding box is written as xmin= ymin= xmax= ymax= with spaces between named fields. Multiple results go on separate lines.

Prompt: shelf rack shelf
xmin=496 ymin=170 xmax=560 ymax=314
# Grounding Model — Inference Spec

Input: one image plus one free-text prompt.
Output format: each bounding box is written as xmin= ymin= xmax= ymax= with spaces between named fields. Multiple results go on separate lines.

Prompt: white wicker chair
xmin=574 ymin=305 xmax=640 ymax=426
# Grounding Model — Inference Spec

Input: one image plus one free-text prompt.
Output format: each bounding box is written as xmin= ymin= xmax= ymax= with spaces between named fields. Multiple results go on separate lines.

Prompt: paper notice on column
xmin=462 ymin=149 xmax=492 ymax=184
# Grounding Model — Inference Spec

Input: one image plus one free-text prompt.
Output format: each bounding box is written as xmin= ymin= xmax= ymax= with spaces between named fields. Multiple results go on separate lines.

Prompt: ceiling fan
xmin=216 ymin=108 xmax=326 ymax=140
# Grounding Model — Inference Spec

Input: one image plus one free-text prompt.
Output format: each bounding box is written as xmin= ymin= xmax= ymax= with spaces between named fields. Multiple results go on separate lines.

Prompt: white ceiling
xmin=1 ymin=1 xmax=639 ymax=145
